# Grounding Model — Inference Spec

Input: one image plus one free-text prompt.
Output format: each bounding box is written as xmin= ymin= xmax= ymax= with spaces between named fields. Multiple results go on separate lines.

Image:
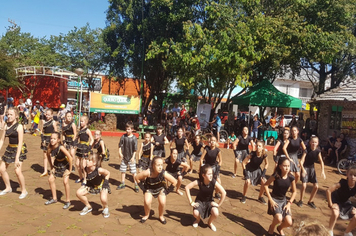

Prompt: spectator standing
xmin=251 ymin=115 xmax=262 ymax=141
xmin=179 ymin=104 xmax=187 ymax=126
xmin=171 ymin=103 xmax=180 ymax=114
xmin=188 ymin=107 xmax=195 ymax=118
xmin=289 ymin=114 xmax=298 ymax=128
xmin=210 ymin=113 xmax=222 ymax=142
xmin=7 ymin=94 xmax=14 ymax=109
xmin=297 ymin=113 xmax=305 ymax=133
xmin=278 ymin=114 xmax=286 ymax=134
xmin=269 ymin=113 xmax=277 ymax=131
xmin=309 ymin=114 xmax=317 ymax=136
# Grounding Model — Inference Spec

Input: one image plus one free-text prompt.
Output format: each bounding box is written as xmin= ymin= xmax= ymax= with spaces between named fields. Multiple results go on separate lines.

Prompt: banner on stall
xmin=89 ymin=92 xmax=140 ymax=114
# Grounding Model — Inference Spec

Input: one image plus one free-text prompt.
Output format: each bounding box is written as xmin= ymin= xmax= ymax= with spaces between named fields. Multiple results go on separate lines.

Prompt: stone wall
xmin=91 ymin=114 xmax=117 ymax=131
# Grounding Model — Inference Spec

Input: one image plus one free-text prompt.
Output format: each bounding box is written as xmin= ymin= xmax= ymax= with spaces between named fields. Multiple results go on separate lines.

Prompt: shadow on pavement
xmin=223 ymin=212 xmax=267 ymax=236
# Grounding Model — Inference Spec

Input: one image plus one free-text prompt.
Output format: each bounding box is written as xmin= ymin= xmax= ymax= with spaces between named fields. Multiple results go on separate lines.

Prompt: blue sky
xmin=0 ymin=0 xmax=109 ymax=38
xmin=0 ymin=1 xmax=242 ymax=97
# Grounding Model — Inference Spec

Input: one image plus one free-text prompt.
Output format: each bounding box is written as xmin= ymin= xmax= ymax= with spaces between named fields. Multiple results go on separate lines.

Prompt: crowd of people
xmin=0 ymin=101 xmax=355 ymax=236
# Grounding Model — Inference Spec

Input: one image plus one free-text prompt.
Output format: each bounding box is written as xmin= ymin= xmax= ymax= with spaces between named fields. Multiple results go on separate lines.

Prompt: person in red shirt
xmin=191 ymin=115 xmax=201 ymax=135
xmin=180 ymin=104 xmax=187 ymax=126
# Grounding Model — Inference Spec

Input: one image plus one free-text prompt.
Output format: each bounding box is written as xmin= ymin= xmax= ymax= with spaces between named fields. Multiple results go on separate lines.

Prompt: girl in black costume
xmin=40 ymin=109 xmax=58 ymax=177
xmin=61 ymin=112 xmax=77 ymax=168
xmin=138 ymin=132 xmax=153 ymax=171
xmin=45 ymin=132 xmax=73 ymax=209
xmin=283 ymin=126 xmax=306 ymax=184
xmin=264 ymin=157 xmax=296 ymax=236
xmin=92 ymin=130 xmax=110 ymax=165
xmin=76 ymin=115 xmax=94 ymax=183
xmin=76 ymin=153 xmax=110 ymax=218
xmin=200 ymin=136 xmax=222 ymax=198
xmin=152 ymin=124 xmax=169 ymax=157
xmin=134 ymin=156 xmax=177 ymax=224
xmin=185 ymin=164 xmax=226 ymax=232
xmin=0 ymin=107 xmax=28 ymax=199
xmin=165 ymin=148 xmax=189 ymax=195
xmin=241 ymin=140 xmax=269 ymax=204
xmin=170 ymin=127 xmax=189 ymax=173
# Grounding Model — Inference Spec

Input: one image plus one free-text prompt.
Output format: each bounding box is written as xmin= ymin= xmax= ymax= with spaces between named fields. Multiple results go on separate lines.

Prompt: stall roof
xmin=231 ymin=80 xmax=302 ymax=108
xmin=313 ymin=78 xmax=356 ymax=102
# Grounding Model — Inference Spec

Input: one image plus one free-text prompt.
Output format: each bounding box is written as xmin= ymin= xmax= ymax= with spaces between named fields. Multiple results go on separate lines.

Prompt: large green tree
xmin=53 ymin=24 xmax=110 ymax=92
xmin=104 ymin=0 xmax=200 ymax=112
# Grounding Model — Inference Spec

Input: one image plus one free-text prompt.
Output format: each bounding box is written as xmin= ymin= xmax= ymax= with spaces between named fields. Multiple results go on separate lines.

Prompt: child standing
xmin=45 ymin=132 xmax=73 ymax=209
xmin=138 ymin=132 xmax=154 ymax=171
xmin=165 ymin=149 xmax=190 ymax=195
xmin=76 ymin=153 xmax=111 ymax=218
xmin=117 ymin=121 xmax=139 ymax=192
xmin=297 ymin=136 xmax=326 ymax=208
xmin=0 ymin=107 xmax=28 ymax=199
xmin=264 ymin=157 xmax=297 ymax=236
xmin=326 ymin=166 xmax=356 ymax=236
xmin=40 ymin=109 xmax=58 ymax=177
xmin=76 ymin=115 xmax=94 ymax=183
xmin=152 ymin=125 xmax=169 ymax=157
xmin=188 ymin=135 xmax=204 ymax=174
xmin=185 ymin=164 xmax=226 ymax=232
xmin=241 ymin=140 xmax=269 ymax=204
xmin=62 ymin=112 xmax=77 ymax=161
xmin=93 ymin=130 xmax=110 ymax=165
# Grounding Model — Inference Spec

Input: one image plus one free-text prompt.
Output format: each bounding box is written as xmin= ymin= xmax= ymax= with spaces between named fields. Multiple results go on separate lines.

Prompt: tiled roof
xmin=313 ymin=78 xmax=356 ymax=102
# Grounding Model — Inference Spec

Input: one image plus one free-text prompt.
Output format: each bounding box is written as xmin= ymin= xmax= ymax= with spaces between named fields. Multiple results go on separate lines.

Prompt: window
xmin=330 ymin=106 xmax=343 ymax=130
xmin=299 ymin=88 xmax=312 ymax=98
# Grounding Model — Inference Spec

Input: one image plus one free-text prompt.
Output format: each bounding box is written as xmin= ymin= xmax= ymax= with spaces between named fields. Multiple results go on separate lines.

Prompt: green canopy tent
xmin=231 ymin=80 xmax=302 ymax=108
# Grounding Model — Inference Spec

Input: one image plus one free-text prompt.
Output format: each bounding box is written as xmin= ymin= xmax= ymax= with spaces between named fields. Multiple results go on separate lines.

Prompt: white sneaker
xmin=19 ymin=191 xmax=28 ymax=199
xmin=79 ymin=206 xmax=92 ymax=216
xmin=344 ymin=232 xmax=353 ymax=236
xmin=102 ymin=208 xmax=110 ymax=218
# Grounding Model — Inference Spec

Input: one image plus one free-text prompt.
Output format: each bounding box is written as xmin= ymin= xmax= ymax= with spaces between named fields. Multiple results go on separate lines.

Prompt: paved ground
xmin=0 ymin=134 xmax=353 ymax=236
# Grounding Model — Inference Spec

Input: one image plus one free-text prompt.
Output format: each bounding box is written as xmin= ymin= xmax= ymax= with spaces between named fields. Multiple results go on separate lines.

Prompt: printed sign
xmin=89 ymin=92 xmax=140 ymax=114
xmin=341 ymin=110 xmax=356 ymax=138
xmin=68 ymin=77 xmax=101 ymax=91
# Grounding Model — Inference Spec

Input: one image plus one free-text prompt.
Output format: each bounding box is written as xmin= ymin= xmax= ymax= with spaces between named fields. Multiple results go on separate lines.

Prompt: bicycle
xmin=337 ymin=155 xmax=356 ymax=175
xmin=201 ymin=126 xmax=228 ymax=143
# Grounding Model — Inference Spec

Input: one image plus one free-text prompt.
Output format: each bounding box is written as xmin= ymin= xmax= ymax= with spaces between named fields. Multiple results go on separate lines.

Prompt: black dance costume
xmin=274 ymin=139 xmax=286 ymax=163
xmin=234 ymin=135 xmax=253 ymax=163
xmin=76 ymin=128 xmax=91 ymax=158
xmin=143 ymin=170 xmax=167 ymax=198
xmin=174 ymin=136 xmax=187 ymax=162
xmin=194 ymin=178 xmax=217 ymax=219
xmin=93 ymin=139 xmax=110 ymax=162
xmin=153 ymin=134 xmax=166 ymax=157
xmin=204 ymin=146 xmax=221 ymax=179
xmin=51 ymin=145 xmax=70 ymax=177
xmin=41 ymin=120 xmax=55 ymax=151
xmin=2 ymin=123 xmax=27 ymax=163
xmin=85 ymin=167 xmax=110 ymax=194
xmin=138 ymin=142 xmax=152 ymax=170
xmin=165 ymin=157 xmax=182 ymax=179
xmin=301 ymin=148 xmax=320 ymax=184
xmin=267 ymin=174 xmax=295 ymax=217
xmin=190 ymin=142 xmax=203 ymax=161
xmin=62 ymin=122 xmax=76 ymax=150
xmin=331 ymin=179 xmax=356 ymax=220
xmin=287 ymin=137 xmax=303 ymax=172
xmin=245 ymin=151 xmax=267 ymax=186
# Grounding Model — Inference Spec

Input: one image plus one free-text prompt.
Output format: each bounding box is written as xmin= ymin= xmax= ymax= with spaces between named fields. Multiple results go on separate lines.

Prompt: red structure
xmin=5 ymin=75 xmax=68 ymax=108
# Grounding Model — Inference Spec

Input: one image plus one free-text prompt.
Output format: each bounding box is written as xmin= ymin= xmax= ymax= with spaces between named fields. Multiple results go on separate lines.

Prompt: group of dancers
xmin=0 ymin=108 xmax=355 ymax=235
